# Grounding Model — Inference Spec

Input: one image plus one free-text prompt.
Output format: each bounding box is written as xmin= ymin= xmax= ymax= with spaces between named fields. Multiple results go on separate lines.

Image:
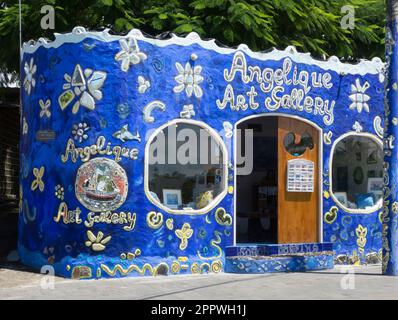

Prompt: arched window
xmin=330 ymin=133 xmax=383 ymax=213
xmin=145 ymin=119 xmax=228 ymax=214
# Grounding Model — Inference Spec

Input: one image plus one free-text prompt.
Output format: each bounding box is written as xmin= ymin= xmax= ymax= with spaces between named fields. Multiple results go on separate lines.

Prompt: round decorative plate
xmin=75 ymin=157 xmax=128 ymax=212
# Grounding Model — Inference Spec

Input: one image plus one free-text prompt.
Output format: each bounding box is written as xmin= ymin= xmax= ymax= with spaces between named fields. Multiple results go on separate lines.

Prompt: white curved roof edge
xmin=22 ymin=26 xmax=385 ymax=76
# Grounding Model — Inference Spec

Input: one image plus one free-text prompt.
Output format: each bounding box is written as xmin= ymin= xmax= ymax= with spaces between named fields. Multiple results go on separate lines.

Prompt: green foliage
xmin=0 ymin=0 xmax=386 ymax=75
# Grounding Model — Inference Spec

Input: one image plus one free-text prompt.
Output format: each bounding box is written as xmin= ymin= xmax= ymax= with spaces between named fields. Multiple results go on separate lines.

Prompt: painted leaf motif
xmin=71 ymin=64 xmax=86 ymax=86
xmin=87 ymin=230 xmax=97 ymax=242
xmin=72 ymin=101 xmax=81 ymax=114
xmin=96 ymin=231 xmax=104 ymax=242
xmin=80 ymin=91 xmax=96 ymax=110
xmin=175 ymin=62 xmax=184 ymax=74
xmin=101 ymin=236 xmax=111 ymax=245
xmin=115 ymin=51 xmax=128 ymax=62
xmin=185 ymin=229 xmax=193 ymax=238
xmin=58 ymin=90 xmax=75 ymax=110
xmin=88 ymin=71 xmax=107 ymax=91
xmin=173 ymin=84 xmax=185 ymax=93
xmin=193 ymin=85 xmax=203 ymax=98
xmin=92 ymin=243 xmax=106 ymax=251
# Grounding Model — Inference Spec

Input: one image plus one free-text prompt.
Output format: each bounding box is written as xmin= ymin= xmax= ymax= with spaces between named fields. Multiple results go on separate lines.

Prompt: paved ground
xmin=0 ymin=263 xmax=397 ymax=300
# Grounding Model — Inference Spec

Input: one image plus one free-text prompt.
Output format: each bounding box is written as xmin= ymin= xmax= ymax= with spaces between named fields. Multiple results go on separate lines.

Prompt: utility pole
xmin=383 ymin=0 xmax=398 ymax=275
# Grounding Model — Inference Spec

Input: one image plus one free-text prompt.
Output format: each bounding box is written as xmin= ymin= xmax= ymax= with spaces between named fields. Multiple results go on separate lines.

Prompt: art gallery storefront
xmin=18 ymin=28 xmax=385 ymax=279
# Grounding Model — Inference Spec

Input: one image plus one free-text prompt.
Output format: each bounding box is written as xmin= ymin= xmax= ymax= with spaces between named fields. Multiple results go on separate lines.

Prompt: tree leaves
xmin=101 ymin=0 xmax=113 ymax=6
xmin=0 ymin=0 xmax=386 ymax=75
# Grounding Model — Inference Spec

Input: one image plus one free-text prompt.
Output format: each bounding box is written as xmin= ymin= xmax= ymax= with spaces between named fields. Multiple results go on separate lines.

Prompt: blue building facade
xmin=19 ymin=28 xmax=386 ymax=279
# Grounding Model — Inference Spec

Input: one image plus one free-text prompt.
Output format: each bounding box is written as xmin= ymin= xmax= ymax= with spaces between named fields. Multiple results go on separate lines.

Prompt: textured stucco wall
xmin=19 ymin=28 xmax=385 ymax=279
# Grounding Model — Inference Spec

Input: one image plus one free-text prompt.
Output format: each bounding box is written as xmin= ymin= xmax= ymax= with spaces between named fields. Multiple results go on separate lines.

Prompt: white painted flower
xmin=173 ymin=62 xmax=204 ymax=98
xmin=39 ymin=99 xmax=51 ymax=118
xmin=55 ymin=185 xmax=64 ymax=200
xmin=180 ymin=104 xmax=195 ymax=119
xmin=352 ymin=121 xmax=363 ymax=133
xmin=85 ymin=230 xmax=111 ymax=252
xmin=115 ymin=38 xmax=147 ymax=72
xmin=23 ymin=58 xmax=37 ymax=95
xmin=138 ymin=76 xmax=150 ymax=93
xmin=58 ymin=65 xmax=107 ymax=114
xmin=71 ymin=122 xmax=89 ymax=143
xmin=349 ymin=79 xmax=370 ymax=113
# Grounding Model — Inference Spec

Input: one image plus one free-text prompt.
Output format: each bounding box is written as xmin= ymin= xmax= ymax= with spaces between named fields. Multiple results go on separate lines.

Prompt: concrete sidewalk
xmin=0 ymin=263 xmax=397 ymax=300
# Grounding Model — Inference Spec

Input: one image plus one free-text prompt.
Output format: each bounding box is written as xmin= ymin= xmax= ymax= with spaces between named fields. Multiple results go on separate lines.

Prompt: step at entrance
xmin=225 ymin=242 xmax=334 ymax=273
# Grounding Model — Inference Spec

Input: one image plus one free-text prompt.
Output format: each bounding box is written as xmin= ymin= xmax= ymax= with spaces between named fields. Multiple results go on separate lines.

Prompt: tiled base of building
xmin=225 ymin=253 xmax=334 ymax=273
xmin=19 ymin=244 xmax=224 ymax=280
xmin=224 ymin=243 xmax=334 ymax=273
xmin=20 ymin=242 xmax=335 ymax=278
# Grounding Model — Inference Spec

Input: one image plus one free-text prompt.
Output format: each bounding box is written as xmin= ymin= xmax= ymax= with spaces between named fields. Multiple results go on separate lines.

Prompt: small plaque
xmin=287 ymin=159 xmax=314 ymax=192
xmin=36 ymin=130 xmax=56 ymax=142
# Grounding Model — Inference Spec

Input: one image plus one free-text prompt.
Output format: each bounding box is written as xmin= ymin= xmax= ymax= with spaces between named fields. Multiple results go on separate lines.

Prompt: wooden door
xmin=277 ymin=117 xmax=319 ymax=243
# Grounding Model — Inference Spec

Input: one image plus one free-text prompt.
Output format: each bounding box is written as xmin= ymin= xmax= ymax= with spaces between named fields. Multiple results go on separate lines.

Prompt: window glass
xmin=147 ymin=122 xmax=225 ymax=212
xmin=332 ymin=135 xmax=383 ymax=211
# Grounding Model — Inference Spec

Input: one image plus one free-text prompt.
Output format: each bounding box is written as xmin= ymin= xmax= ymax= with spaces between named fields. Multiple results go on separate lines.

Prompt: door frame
xmin=233 ymin=113 xmax=324 ymax=245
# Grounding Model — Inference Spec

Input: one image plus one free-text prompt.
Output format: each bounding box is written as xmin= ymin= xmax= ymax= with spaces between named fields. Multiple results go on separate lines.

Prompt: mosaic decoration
xmin=138 ymin=76 xmax=150 ymax=93
xmin=143 ymin=100 xmax=166 ymax=123
xmin=175 ymin=223 xmax=193 ymax=250
xmin=54 ymin=185 xmax=64 ymax=200
xmin=147 ymin=211 xmax=163 ymax=229
xmin=19 ymin=27 xmax=386 ymax=279
xmin=180 ymin=104 xmax=195 ymax=119
xmin=58 ymin=64 xmax=107 ymax=114
xmin=115 ymin=37 xmax=147 ymax=72
xmin=75 ymin=158 xmax=128 ymax=212
xmin=23 ymin=57 xmax=37 ymax=95
xmin=39 ymin=99 xmax=51 ymax=118
xmin=31 ymin=167 xmax=45 ymax=192
xmin=120 ymin=248 xmax=141 ymax=260
xmin=116 ymin=103 xmax=131 ymax=119
xmin=112 ymin=124 xmax=140 ymax=142
xmin=356 ymin=224 xmax=367 ymax=254
xmin=383 ymin=3 xmax=398 ymax=275
xmin=214 ymin=207 xmax=232 ymax=226
xmin=173 ymin=61 xmax=204 ymax=98
xmin=323 ymin=131 xmax=332 ymax=145
xmin=324 ymin=206 xmax=338 ymax=224
xmin=198 ymin=231 xmax=223 ymax=260
xmin=71 ymin=122 xmax=89 ymax=143
xmin=223 ymin=121 xmax=233 ymax=138
xmin=85 ymin=230 xmax=111 ymax=252
xmin=352 ymin=121 xmax=363 ymax=133
xmin=349 ymin=79 xmax=370 ymax=113
xmin=225 ymin=254 xmax=334 ymax=273
xmin=373 ymin=116 xmax=384 ymax=138
xmin=22 ymin=117 xmax=28 ymax=135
